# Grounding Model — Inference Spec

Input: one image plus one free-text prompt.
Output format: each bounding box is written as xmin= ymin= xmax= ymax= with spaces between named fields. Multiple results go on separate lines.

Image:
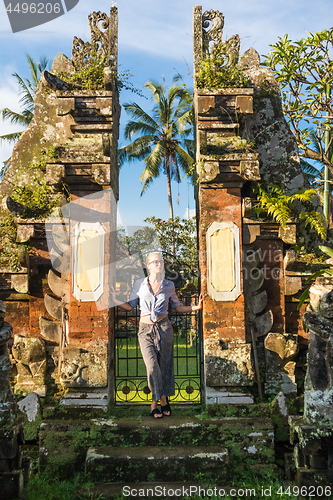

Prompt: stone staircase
xmin=38 ymin=411 xmax=278 ymax=498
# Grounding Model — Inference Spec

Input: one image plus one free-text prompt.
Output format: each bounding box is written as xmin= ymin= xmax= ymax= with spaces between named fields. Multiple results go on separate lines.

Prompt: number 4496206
xmin=5 ymin=3 xmax=61 ymax=14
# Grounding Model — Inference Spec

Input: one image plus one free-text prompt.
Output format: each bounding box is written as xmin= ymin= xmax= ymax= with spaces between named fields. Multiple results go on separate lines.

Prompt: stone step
xmin=85 ymin=445 xmax=228 ymax=483
xmin=39 ymin=415 xmax=274 ymax=479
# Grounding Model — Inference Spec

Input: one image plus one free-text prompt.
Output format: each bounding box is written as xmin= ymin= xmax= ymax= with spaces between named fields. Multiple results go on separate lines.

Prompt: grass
xmin=115 ymin=336 xmax=201 ymax=404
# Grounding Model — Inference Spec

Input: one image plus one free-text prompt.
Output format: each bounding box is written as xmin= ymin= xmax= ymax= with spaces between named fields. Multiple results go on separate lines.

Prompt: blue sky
xmin=0 ymin=0 xmax=332 ymax=228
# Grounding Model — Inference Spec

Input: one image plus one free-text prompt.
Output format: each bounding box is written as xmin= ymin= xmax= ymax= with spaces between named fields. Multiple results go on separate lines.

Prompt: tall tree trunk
xmin=166 ymin=158 xmax=174 ymax=219
xmin=166 ymin=158 xmax=176 ymax=257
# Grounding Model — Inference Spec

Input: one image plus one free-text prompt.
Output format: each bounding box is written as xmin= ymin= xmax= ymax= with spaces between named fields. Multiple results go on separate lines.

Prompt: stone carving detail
xmin=202 ymin=10 xmax=239 ymax=67
xmin=72 ymin=10 xmax=116 ymax=70
xmin=202 ymin=9 xmax=224 ymax=55
xmin=11 ymin=335 xmax=47 ymax=395
xmin=217 ymin=34 xmax=240 ymax=67
xmin=264 ymin=333 xmax=298 ymax=395
xmin=59 ymin=346 xmax=107 ymax=388
xmin=303 ymin=284 xmax=333 ymax=424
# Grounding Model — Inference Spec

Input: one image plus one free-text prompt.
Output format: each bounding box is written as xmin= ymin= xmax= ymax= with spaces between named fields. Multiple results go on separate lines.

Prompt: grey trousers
xmin=138 ymin=317 xmax=175 ymax=402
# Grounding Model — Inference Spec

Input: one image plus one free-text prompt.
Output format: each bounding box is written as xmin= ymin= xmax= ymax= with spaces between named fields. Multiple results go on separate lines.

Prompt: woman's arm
xmin=109 ymin=285 xmax=134 ymax=311
xmin=174 ymin=293 xmax=203 ymax=314
xmin=117 ymin=302 xmax=134 ymax=312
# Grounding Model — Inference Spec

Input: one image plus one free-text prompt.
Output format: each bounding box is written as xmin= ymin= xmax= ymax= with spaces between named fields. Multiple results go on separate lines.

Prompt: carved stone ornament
xmin=72 ymin=11 xmax=114 ymax=70
xmin=202 ymin=9 xmax=224 ymax=54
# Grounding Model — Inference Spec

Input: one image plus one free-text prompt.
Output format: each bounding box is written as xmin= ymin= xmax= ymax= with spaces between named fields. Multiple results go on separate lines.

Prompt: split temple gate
xmin=0 ymin=6 xmax=312 ymax=408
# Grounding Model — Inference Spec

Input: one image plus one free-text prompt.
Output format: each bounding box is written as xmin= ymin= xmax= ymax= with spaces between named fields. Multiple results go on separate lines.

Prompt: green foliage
xmin=145 ymin=215 xmax=197 ymax=269
xmin=263 ymin=29 xmax=333 ymax=173
xmin=58 ymin=50 xmax=141 ymax=95
xmin=298 ymin=245 xmax=333 ymax=309
xmin=118 ymin=224 xmax=156 ymax=258
xmin=0 ymin=215 xmax=22 ymax=271
xmin=23 ymin=473 xmax=102 ymax=500
xmin=196 ymin=44 xmax=249 ymax=89
xmin=118 ymin=216 xmax=198 ymax=290
xmin=254 ymin=184 xmax=327 ymax=240
xmin=59 ymin=51 xmax=105 ymax=90
xmin=10 ymin=147 xmax=62 ymax=219
xmin=11 ymin=180 xmax=58 ymax=218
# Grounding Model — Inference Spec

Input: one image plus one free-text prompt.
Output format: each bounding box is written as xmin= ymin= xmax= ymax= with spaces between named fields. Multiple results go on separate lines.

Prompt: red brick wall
xmin=199 ymin=185 xmax=246 ymax=342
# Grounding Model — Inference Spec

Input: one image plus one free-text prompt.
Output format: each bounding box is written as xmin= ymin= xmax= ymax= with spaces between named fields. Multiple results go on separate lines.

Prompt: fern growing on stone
xmin=253 ymin=184 xmax=327 ymax=240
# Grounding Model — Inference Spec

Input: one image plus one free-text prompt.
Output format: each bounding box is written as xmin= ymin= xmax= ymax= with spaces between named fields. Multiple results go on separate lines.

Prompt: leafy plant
xmin=196 ymin=44 xmax=249 ymax=89
xmin=58 ymin=51 xmax=105 ymax=90
xmin=263 ymin=29 xmax=333 ymax=176
xmin=59 ymin=50 xmax=142 ymax=95
xmin=0 ymin=215 xmax=22 ymax=271
xmin=298 ymin=245 xmax=333 ymax=309
xmin=253 ymin=184 xmax=327 ymax=240
xmin=9 ymin=147 xmax=63 ymax=219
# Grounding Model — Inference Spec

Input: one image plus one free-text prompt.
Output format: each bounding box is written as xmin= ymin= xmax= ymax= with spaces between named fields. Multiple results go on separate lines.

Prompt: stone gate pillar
xmin=0 ymin=8 xmax=120 ymax=406
xmin=193 ymin=6 xmax=259 ymax=403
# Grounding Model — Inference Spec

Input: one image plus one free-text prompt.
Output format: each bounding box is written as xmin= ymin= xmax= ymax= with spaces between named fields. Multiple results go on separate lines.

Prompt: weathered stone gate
xmin=0 ymin=8 xmax=120 ymax=406
xmin=193 ymin=6 xmax=307 ymax=404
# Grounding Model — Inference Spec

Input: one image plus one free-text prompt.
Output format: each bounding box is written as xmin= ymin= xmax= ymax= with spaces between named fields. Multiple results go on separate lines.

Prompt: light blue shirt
xmin=128 ymin=277 xmax=181 ymax=323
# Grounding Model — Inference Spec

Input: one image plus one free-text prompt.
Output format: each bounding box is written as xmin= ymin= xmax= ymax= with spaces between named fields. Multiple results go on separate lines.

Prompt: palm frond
xmin=123 ymin=102 xmax=159 ymax=131
xmin=11 ymin=73 xmax=35 ymax=113
xmin=37 ymin=55 xmax=49 ymax=73
xmin=183 ymin=138 xmax=195 ymax=159
xmin=176 ymin=108 xmax=194 ymax=134
xmin=124 ymin=120 xmax=158 ymax=140
xmin=1 ymin=108 xmax=32 ymax=126
xmin=300 ymin=158 xmax=323 ymax=176
xmin=140 ymin=142 xmax=166 ymax=194
xmin=120 ymin=135 xmax=155 ymax=162
xmin=0 ymin=131 xmax=24 ymax=144
xmin=26 ymin=54 xmax=39 ymax=87
xmin=175 ymin=144 xmax=195 ymax=175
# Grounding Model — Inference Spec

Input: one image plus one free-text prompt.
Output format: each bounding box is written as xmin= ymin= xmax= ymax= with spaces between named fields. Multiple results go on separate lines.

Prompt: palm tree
xmin=119 ymin=76 xmax=194 ymax=219
xmin=0 ymin=54 xmax=49 ymax=146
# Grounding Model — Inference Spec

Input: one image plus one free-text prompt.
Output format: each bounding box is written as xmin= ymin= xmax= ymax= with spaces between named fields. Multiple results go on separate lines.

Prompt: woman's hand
xmin=175 ymin=293 xmax=203 ymax=314
xmin=192 ymin=293 xmax=203 ymax=311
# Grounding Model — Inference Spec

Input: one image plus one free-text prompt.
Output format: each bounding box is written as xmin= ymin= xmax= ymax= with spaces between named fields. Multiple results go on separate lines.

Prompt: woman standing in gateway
xmin=118 ymin=252 xmax=202 ymax=418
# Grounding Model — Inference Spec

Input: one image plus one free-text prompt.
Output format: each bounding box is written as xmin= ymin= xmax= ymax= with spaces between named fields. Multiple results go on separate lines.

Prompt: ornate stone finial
xmin=202 ymin=9 xmax=224 ymax=56
xmin=72 ymin=7 xmax=118 ymax=71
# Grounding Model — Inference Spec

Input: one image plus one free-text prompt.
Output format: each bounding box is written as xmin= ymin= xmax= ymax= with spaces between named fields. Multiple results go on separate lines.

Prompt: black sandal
xmin=161 ymin=397 xmax=171 ymax=416
xmin=150 ymin=408 xmax=163 ymax=418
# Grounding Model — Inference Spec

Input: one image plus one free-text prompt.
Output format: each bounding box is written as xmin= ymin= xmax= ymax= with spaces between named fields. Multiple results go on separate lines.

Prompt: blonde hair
xmin=146 ymin=252 xmax=164 ymax=278
xmin=146 ymin=252 xmax=163 ymax=266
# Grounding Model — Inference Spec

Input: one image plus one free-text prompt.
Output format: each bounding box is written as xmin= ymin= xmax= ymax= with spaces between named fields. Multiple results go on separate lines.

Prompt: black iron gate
xmin=114 ymin=299 xmax=202 ymax=404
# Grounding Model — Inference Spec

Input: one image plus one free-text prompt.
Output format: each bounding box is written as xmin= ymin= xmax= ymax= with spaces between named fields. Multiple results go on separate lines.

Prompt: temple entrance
xmin=114 ymin=298 xmax=202 ymax=404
